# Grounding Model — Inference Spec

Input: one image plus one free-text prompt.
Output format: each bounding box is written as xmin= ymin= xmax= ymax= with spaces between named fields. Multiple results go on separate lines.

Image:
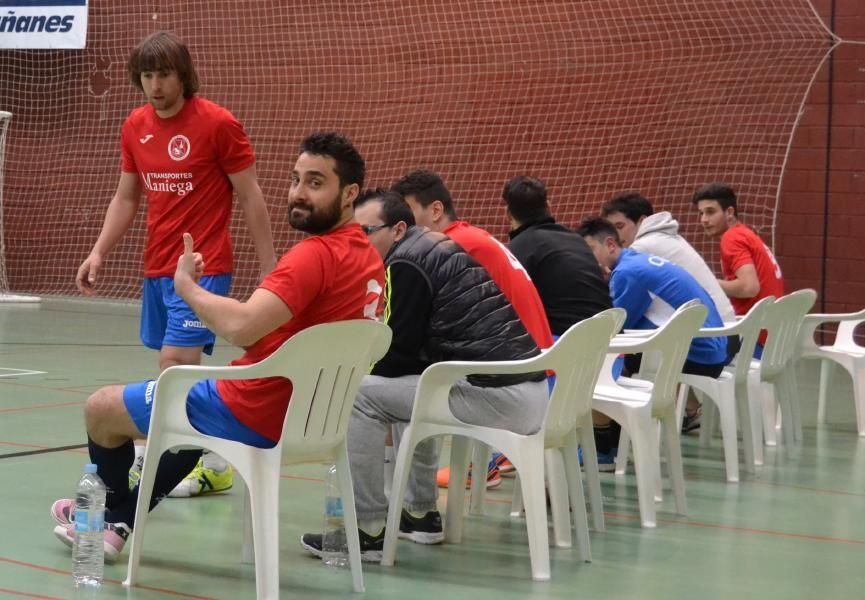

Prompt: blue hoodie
xmin=611 ymin=248 xmax=727 ymax=365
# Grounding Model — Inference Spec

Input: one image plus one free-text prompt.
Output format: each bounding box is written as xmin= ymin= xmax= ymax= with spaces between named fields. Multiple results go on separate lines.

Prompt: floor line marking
xmin=0 ymin=556 xmax=218 ymax=599
xmin=0 ymin=587 xmax=62 ymax=600
xmin=603 ymin=511 xmax=865 ymax=545
xmin=0 ymin=400 xmax=85 ymax=414
xmin=0 ymin=369 xmax=46 ymax=378
xmin=0 ymin=443 xmax=88 ymax=460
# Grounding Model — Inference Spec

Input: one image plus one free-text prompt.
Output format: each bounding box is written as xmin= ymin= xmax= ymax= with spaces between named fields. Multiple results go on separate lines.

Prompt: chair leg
xmin=545 ymin=449 xmax=571 ymax=549
xmin=736 ymin=381 xmax=756 ymax=473
xmin=675 ymin=383 xmax=689 ymax=432
xmin=577 ymin=417 xmax=605 ymax=531
xmin=615 ymin=428 xmax=631 ymax=475
xmin=817 ymin=359 xmax=831 ymax=425
xmin=778 ymin=375 xmax=796 ymax=450
xmin=747 ymin=375 xmax=765 ymax=463
xmin=854 ymin=369 xmax=865 ymax=437
xmin=660 ymin=412 xmax=687 ymax=516
xmin=123 ymin=442 xmax=163 ymax=587
xmin=626 ymin=416 xmax=657 ymax=528
xmin=247 ymin=461 xmax=281 ymax=600
xmin=335 ymin=448 xmax=365 ymax=594
xmin=514 ymin=444 xmax=551 ymax=581
xmin=445 ymin=436 xmax=472 ymax=544
xmin=241 ymin=479 xmax=254 ymax=564
xmin=563 ymin=437 xmax=591 ymax=563
xmin=469 ymin=442 xmax=489 ymax=516
xmin=698 ymin=391 xmax=716 ymax=449
xmin=761 ymin=381 xmax=778 ymax=447
xmin=382 ymin=427 xmax=421 ymax=567
xmin=789 ymin=366 xmax=804 ymax=444
xmin=717 ymin=386 xmax=740 ymax=483
xmin=509 ymin=473 xmax=524 ymax=517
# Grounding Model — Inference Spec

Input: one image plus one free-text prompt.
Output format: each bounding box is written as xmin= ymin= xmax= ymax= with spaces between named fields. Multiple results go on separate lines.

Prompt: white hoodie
xmin=630 ymin=211 xmax=736 ymax=323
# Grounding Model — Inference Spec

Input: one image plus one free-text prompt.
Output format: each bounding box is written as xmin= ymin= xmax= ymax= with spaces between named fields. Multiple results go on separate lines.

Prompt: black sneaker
xmin=682 ymin=408 xmax=703 ymax=434
xmin=300 ymin=528 xmax=384 ymax=563
xmin=399 ymin=509 xmax=444 ymax=545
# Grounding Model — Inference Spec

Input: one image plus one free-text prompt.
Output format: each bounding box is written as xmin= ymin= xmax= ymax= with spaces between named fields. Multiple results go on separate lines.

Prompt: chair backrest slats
xmin=271 ymin=320 xmax=391 ymax=457
xmin=760 ymin=289 xmax=817 ymax=380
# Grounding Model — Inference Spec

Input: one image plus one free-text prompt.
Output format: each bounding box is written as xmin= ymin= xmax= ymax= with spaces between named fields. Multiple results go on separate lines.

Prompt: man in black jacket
xmin=302 ymin=189 xmax=548 ymax=562
xmin=502 ymin=176 xmax=620 ymax=470
xmin=503 ymin=176 xmax=612 ymax=330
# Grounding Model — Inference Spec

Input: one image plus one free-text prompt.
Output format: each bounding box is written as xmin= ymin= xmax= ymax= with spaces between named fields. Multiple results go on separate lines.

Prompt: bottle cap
xmin=84 ymin=463 xmax=98 ymax=474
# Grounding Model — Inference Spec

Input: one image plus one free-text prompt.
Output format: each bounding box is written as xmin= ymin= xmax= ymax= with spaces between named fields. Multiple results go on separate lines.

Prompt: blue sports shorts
xmin=140 ymin=274 xmax=232 ymax=355
xmin=123 ymin=378 xmax=275 ymax=448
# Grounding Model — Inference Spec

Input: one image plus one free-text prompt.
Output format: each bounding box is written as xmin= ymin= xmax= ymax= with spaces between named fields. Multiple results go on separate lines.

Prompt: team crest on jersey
xmin=168 ymin=135 xmax=191 ymax=161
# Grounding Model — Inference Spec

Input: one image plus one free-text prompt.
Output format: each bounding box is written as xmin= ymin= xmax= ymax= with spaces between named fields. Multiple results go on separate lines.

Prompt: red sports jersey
xmin=444 ymin=221 xmax=553 ymax=350
xmin=216 ymin=224 xmax=385 ymax=442
xmin=721 ymin=223 xmax=785 ymax=343
xmin=120 ymin=96 xmax=256 ymax=277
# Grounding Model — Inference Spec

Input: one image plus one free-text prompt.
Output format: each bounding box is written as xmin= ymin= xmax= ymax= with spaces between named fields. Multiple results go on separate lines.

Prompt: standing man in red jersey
xmin=75 ymin=31 xmax=277 ymax=497
xmin=392 ymin=170 xmax=554 ymax=487
xmin=53 ymin=132 xmax=384 ymax=563
xmin=692 ymin=183 xmax=784 ymax=357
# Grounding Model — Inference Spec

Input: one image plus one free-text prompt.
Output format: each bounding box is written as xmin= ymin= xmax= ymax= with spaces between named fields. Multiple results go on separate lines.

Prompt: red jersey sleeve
xmin=119 ymin=119 xmax=137 ymax=174
xmin=213 ymin=111 xmax=256 ymax=175
xmin=258 ymin=239 xmax=328 ymax=316
xmin=720 ymin=227 xmax=756 ymax=274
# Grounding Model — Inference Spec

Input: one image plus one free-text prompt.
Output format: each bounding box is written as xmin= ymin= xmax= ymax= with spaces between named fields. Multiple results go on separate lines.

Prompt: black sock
xmin=593 ymin=420 xmax=622 ymax=454
xmin=106 ymin=448 xmax=202 ymax=526
xmin=88 ymin=436 xmax=134 ymax=511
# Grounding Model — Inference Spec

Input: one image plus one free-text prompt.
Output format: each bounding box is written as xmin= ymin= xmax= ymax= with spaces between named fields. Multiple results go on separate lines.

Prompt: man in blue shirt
xmin=578 ymin=217 xmax=728 ymax=378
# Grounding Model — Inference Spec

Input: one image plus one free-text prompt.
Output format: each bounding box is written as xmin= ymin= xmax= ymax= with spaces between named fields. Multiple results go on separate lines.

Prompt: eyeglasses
xmin=361 ymin=223 xmax=390 ymax=235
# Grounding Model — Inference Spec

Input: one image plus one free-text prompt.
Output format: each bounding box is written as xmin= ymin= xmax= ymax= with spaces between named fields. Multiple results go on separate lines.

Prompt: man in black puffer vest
xmin=301 ymin=189 xmax=548 ymax=563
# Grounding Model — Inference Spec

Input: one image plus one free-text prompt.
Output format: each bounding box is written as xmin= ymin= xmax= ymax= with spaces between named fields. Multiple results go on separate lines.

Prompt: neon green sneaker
xmin=168 ymin=459 xmax=233 ymax=498
xmin=128 ymin=454 xmax=144 ymax=490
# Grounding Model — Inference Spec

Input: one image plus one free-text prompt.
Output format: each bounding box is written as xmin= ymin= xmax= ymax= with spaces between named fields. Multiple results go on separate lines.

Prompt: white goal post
xmin=0 ymin=111 xmax=40 ymax=304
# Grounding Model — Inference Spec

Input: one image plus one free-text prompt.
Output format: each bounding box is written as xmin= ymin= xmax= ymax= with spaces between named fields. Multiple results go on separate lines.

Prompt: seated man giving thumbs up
xmin=49 ymin=132 xmax=385 ymax=563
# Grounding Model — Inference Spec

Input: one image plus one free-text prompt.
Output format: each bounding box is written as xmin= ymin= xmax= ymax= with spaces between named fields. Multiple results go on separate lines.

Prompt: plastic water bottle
xmin=321 ymin=464 xmax=348 ymax=567
xmin=72 ymin=463 xmax=106 ymax=587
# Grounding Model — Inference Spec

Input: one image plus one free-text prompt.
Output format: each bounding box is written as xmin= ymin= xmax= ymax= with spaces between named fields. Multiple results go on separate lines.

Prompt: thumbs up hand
xmin=175 ymin=232 xmax=205 ymax=286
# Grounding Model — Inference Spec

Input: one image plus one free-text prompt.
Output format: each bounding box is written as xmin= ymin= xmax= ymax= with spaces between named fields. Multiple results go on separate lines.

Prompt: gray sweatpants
xmin=348 ymin=374 xmax=548 ymax=525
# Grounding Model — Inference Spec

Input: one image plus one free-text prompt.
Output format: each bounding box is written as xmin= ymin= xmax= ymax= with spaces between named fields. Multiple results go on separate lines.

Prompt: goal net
xmin=0 ymin=111 xmax=39 ymax=303
xmin=0 ymin=0 xmax=836 ymax=301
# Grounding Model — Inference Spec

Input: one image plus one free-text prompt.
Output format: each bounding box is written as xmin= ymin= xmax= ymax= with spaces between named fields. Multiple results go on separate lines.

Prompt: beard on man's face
xmin=288 ymin=191 xmax=343 ymax=234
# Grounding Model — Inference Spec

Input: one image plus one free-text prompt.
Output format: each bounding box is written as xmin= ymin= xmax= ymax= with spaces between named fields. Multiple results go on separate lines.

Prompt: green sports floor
xmin=0 ymin=299 xmax=863 ymax=599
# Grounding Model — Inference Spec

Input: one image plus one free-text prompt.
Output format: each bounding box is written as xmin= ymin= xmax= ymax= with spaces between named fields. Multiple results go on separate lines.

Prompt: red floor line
xmin=745 ymin=479 xmax=865 ymax=498
xmin=0 ymin=557 xmax=218 ymax=599
xmin=0 ymin=400 xmax=85 ymax=414
xmin=603 ymin=511 xmax=865 ymax=545
xmin=0 ymin=587 xmax=62 ymax=600
xmin=0 ymin=441 xmax=87 ymax=454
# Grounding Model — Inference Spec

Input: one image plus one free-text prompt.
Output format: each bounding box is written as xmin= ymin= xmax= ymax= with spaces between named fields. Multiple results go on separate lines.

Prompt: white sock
xmin=358 ymin=519 xmax=385 ymax=536
xmin=201 ymin=451 xmax=228 ymax=472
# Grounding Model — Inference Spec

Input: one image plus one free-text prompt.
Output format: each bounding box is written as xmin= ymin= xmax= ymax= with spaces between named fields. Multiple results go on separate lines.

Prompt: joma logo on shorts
xmin=183 ymin=319 xmax=205 ymax=329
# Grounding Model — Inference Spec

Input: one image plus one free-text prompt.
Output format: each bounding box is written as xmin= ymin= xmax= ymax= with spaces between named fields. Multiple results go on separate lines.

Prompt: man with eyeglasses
xmin=300 ymin=188 xmax=548 ymax=562
xmin=392 ymin=170 xmax=553 ymax=488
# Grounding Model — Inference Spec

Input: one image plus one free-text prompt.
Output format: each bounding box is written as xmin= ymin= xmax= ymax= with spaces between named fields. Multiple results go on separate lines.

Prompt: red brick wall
xmin=778 ymin=0 xmax=865 ymax=313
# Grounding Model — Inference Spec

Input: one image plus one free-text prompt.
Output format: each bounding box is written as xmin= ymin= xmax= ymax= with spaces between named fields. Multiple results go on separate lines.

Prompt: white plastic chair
xmin=750 ymin=289 xmax=817 ymax=449
xmin=123 ymin=320 xmax=392 ymax=599
xmin=381 ymin=312 xmax=619 ymax=581
xmin=677 ymin=297 xmax=774 ymax=482
xmin=469 ymin=308 xmax=627 ymax=533
xmin=798 ymin=307 xmax=865 ymax=436
xmin=593 ymin=302 xmax=707 ymax=528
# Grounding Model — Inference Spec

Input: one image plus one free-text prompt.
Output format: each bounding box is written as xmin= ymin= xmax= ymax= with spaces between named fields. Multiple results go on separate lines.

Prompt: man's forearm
xmin=240 ymin=192 xmax=277 ymax=275
xmin=175 ymin=275 xmax=252 ymax=346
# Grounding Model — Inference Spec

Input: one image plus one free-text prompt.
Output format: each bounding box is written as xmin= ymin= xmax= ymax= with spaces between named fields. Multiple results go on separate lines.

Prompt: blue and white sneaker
xmin=578 ymin=446 xmax=618 ymax=473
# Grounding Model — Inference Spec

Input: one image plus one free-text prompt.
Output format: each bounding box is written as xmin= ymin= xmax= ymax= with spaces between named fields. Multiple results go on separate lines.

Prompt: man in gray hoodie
xmin=601 ymin=192 xmax=739 ymax=431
